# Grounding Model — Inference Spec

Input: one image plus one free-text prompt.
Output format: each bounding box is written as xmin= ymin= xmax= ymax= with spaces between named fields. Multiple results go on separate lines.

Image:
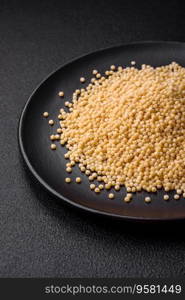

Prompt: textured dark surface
xmin=1 ymin=0 xmax=185 ymax=277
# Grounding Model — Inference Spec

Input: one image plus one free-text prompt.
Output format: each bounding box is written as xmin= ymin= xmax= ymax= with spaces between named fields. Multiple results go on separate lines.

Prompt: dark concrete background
xmin=0 ymin=0 xmax=185 ymax=277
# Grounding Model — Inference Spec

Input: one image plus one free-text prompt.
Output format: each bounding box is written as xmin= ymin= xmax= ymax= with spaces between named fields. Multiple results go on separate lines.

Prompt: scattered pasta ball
xmin=80 ymin=77 xmax=85 ymax=83
xmin=65 ymin=101 xmax=70 ymax=107
xmin=110 ymin=65 xmax=116 ymax=70
xmin=80 ymin=166 xmax=86 ymax=172
xmin=50 ymin=134 xmax=55 ymax=141
xmin=55 ymin=134 xmax=60 ymax=140
xmin=145 ymin=197 xmax=151 ymax=203
xmin=66 ymin=167 xmax=72 ymax=173
xmin=58 ymin=91 xmax=64 ymax=97
xmin=90 ymin=184 xmax=96 ymax=190
xmin=131 ymin=187 xmax=136 ymax=193
xmin=164 ymin=187 xmax=170 ymax=192
xmin=174 ymin=194 xmax=180 ymax=200
xmin=105 ymin=183 xmax=111 ymax=190
xmin=58 ymin=114 xmax=63 ymax=120
xmin=163 ymin=195 xmax=169 ymax=201
xmin=48 ymin=119 xmax=54 ymax=125
xmin=99 ymin=184 xmax=104 ymax=190
xmin=43 ymin=112 xmax=49 ymax=117
xmin=108 ymin=193 xmax=114 ymax=199
xmin=115 ymin=185 xmax=120 ymax=191
xmin=85 ymin=170 xmax=91 ymax=176
xmin=91 ymin=78 xmax=96 ymax=83
xmin=76 ymin=177 xmax=81 ymax=183
xmin=60 ymin=140 xmax=66 ymax=145
xmin=57 ymin=128 xmax=62 ymax=134
xmin=176 ymin=189 xmax=182 ymax=195
xmin=50 ymin=144 xmax=56 ymax=150
xmin=65 ymin=177 xmax=71 ymax=183
xmin=92 ymin=70 xmax=98 ymax=75
xmin=124 ymin=196 xmax=131 ymax=203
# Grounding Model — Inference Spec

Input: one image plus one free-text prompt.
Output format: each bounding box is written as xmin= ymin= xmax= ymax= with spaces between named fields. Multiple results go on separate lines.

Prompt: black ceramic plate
xmin=19 ymin=41 xmax=185 ymax=221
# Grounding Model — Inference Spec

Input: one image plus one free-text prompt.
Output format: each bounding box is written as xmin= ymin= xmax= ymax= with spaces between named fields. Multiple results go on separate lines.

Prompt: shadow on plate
xmin=19 ymin=153 xmax=185 ymax=243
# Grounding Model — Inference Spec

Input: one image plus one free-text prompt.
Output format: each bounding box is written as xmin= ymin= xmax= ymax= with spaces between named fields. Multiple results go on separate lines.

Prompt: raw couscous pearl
xmin=90 ymin=184 xmax=96 ymax=190
xmin=50 ymin=135 xmax=55 ymax=140
xmin=80 ymin=166 xmax=86 ymax=172
xmin=124 ymin=196 xmax=131 ymax=203
xmin=51 ymin=144 xmax=56 ymax=150
xmin=75 ymin=89 xmax=81 ymax=95
xmin=174 ymin=194 xmax=180 ymax=200
xmin=145 ymin=197 xmax=151 ymax=203
xmin=76 ymin=177 xmax=81 ymax=183
xmin=58 ymin=91 xmax=64 ymax=97
xmin=43 ymin=112 xmax=49 ymax=117
xmin=48 ymin=120 xmax=54 ymax=125
xmin=115 ymin=185 xmax=120 ymax=191
xmin=65 ymin=177 xmax=71 ymax=183
xmin=177 ymin=189 xmax=182 ymax=194
xmin=60 ymin=108 xmax=65 ymax=113
xmin=164 ymin=195 xmax=169 ymax=200
xmin=108 ymin=193 xmax=114 ymax=199
xmin=80 ymin=77 xmax=85 ymax=83
xmin=92 ymin=70 xmax=98 ymax=75
xmin=105 ymin=183 xmax=111 ymax=190
xmin=57 ymin=128 xmax=62 ymax=133
xmin=164 ymin=187 xmax=170 ymax=192
xmin=110 ymin=65 xmax=116 ymax=70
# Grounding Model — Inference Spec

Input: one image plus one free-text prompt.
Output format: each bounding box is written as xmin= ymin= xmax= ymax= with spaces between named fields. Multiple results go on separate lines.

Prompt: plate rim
xmin=18 ymin=40 xmax=185 ymax=221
